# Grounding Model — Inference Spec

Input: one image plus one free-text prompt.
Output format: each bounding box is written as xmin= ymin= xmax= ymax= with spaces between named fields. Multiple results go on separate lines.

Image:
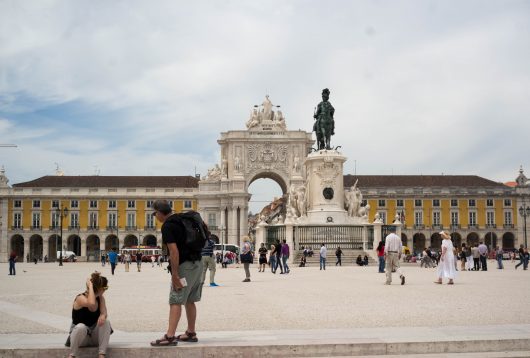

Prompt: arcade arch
xmin=29 ymin=234 xmax=43 ymax=261
xmin=485 ymin=232 xmax=498 ymax=248
xmin=67 ymin=235 xmax=81 ymax=256
xmin=247 ymin=177 xmax=285 ymax=222
xmin=430 ymin=232 xmax=441 ymax=250
xmin=502 ymin=232 xmax=515 ymax=250
xmin=466 ymin=232 xmax=479 ymax=247
xmin=401 ymin=233 xmax=408 ymax=248
xmin=48 ymin=235 xmax=60 ymax=261
xmin=451 ymin=232 xmax=462 ymax=248
xmin=124 ymin=235 xmax=138 ymax=248
xmin=10 ymin=235 xmax=24 ymax=260
xmin=105 ymin=235 xmax=119 ymax=251
xmin=143 ymin=234 xmax=157 ymax=246
xmin=86 ymin=235 xmax=100 ymax=261
xmin=412 ymin=233 xmax=425 ymax=253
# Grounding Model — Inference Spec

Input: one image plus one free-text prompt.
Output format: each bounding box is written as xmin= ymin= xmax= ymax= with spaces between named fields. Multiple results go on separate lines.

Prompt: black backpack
xmin=177 ymin=211 xmax=208 ymax=261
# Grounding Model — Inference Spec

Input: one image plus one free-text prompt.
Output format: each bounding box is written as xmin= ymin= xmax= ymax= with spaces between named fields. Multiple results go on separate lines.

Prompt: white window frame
xmin=414 ymin=211 xmax=423 ymax=225
xmin=71 ymin=200 xmax=79 ymax=209
xmin=432 ymin=199 xmax=440 ymax=207
xmin=127 ymin=200 xmax=136 ymax=209
xmin=13 ymin=200 xmax=22 ymax=208
xmin=32 ymin=200 xmax=41 ymax=208
xmin=468 ymin=199 xmax=476 ymax=207
xmin=108 ymin=200 xmax=117 ymax=209
xmin=379 ymin=211 xmax=387 ymax=224
xmin=89 ymin=200 xmax=98 ymax=209
xmin=146 ymin=200 xmax=154 ymax=209
xmin=70 ymin=212 xmax=79 ymax=228
xmin=51 ymin=200 xmax=59 ymax=209
xmin=126 ymin=212 xmax=136 ymax=227
xmin=108 ymin=212 xmax=117 ymax=228
xmin=451 ymin=211 xmax=459 ymax=225
xmin=432 ymin=211 xmax=441 ymax=226
xmin=13 ymin=212 xmax=22 ymax=228
xmin=208 ymin=213 xmax=217 ymax=227
xmin=504 ymin=199 xmax=512 ymax=207
xmin=504 ymin=210 xmax=513 ymax=225
xmin=451 ymin=199 xmax=458 ymax=207
xmin=414 ymin=199 xmax=422 ymax=207
xmin=145 ymin=213 xmax=154 ymax=228
xmin=184 ymin=200 xmax=192 ymax=209
xmin=396 ymin=199 xmax=404 ymax=208
xmin=32 ymin=212 xmax=41 ymax=228
xmin=51 ymin=212 xmax=59 ymax=228
xmin=486 ymin=211 xmax=495 ymax=226
xmin=378 ymin=199 xmax=386 ymax=208
xmin=89 ymin=212 xmax=98 ymax=228
xmin=486 ymin=199 xmax=494 ymax=207
xmin=469 ymin=211 xmax=477 ymax=226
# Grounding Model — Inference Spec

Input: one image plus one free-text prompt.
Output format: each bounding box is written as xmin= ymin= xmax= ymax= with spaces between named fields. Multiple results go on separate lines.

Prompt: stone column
xmin=371 ymin=221 xmax=383 ymax=261
xmin=99 ymin=239 xmax=105 ymax=252
xmin=80 ymin=237 xmax=87 ymax=261
xmin=255 ymin=222 xmax=267 ymax=251
xmin=230 ymin=207 xmax=239 ymax=246
xmin=24 ymin=238 xmax=30 ymax=262
xmin=43 ymin=239 xmax=49 ymax=261
xmin=285 ymin=223 xmax=294 ymax=264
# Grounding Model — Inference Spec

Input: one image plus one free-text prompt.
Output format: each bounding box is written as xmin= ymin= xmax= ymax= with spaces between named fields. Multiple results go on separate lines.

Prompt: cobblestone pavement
xmin=1 ymin=259 xmax=529 ymax=334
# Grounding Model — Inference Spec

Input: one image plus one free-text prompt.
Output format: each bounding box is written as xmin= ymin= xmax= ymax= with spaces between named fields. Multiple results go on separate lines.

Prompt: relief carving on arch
xmin=246 ymin=143 xmax=288 ymax=175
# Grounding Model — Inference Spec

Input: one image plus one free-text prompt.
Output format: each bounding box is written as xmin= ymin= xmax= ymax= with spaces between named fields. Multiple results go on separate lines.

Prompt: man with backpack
xmin=150 ymin=200 xmax=207 ymax=347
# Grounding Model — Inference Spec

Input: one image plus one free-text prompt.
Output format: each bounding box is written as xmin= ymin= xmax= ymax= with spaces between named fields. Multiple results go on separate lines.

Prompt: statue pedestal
xmin=304 ymin=149 xmax=349 ymax=225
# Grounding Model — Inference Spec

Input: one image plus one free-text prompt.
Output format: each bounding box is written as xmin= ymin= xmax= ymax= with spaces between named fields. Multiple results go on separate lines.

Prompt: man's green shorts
xmin=169 ymin=260 xmax=204 ymax=305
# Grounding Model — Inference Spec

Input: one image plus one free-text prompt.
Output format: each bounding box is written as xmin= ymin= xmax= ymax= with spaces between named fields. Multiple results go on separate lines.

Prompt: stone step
xmin=2 ymin=325 xmax=530 ymax=357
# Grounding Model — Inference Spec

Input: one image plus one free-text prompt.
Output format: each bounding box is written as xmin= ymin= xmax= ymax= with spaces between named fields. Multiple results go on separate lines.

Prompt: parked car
xmin=214 ymin=244 xmax=240 ymax=257
xmin=56 ymin=251 xmax=77 ymax=262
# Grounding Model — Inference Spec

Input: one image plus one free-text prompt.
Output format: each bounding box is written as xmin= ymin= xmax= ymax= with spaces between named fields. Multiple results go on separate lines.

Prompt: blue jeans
xmin=269 ymin=255 xmax=276 ymax=272
xmin=282 ymin=256 xmax=289 ymax=273
xmin=496 ymin=256 xmax=503 ymax=269
xmin=9 ymin=261 xmax=15 ymax=275
xmin=524 ymin=256 xmax=529 ymax=270
xmin=275 ymin=255 xmax=283 ymax=273
xmin=320 ymin=256 xmax=326 ymax=270
xmin=378 ymin=256 xmax=385 ymax=273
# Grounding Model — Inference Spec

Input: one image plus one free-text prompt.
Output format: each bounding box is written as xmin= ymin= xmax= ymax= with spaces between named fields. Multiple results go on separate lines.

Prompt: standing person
xmin=258 ymin=243 xmax=268 ymax=273
xmin=376 ymin=241 xmax=385 ymax=273
xmin=269 ymin=244 xmax=277 ymax=273
xmin=272 ymin=240 xmax=283 ymax=274
xmin=496 ymin=246 xmax=504 ymax=269
xmin=523 ymin=248 xmax=529 ymax=270
xmin=240 ymin=240 xmax=253 ymax=282
xmin=434 ymin=231 xmax=456 ymax=285
xmin=136 ymin=251 xmax=143 ymax=272
xmin=281 ymin=239 xmax=290 ymax=274
xmin=150 ymin=200 xmax=205 ymax=346
xmin=8 ymin=251 xmax=17 ymax=275
xmin=200 ymin=234 xmax=218 ymax=287
xmin=460 ymin=243 xmax=468 ymax=271
xmin=100 ymin=253 xmax=106 ymax=267
xmin=335 ymin=246 xmax=343 ymax=266
xmin=107 ymin=248 xmax=118 ymax=276
xmin=319 ymin=243 xmax=327 ymax=270
xmin=515 ymin=245 xmax=525 ymax=269
xmin=465 ymin=244 xmax=473 ymax=271
xmin=472 ymin=244 xmax=480 ymax=271
xmin=66 ymin=272 xmax=112 ymax=358
xmin=26 ymin=253 xmax=29 ymax=263
xmin=384 ymin=227 xmax=405 ymax=285
xmin=124 ymin=253 xmax=130 ymax=272
xmin=478 ymin=242 xmax=488 ymax=271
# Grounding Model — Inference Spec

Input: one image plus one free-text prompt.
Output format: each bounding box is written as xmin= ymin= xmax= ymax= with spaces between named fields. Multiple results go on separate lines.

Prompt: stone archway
xmin=466 ymin=232 xmax=479 ymax=247
xmin=86 ymin=235 xmax=100 ymax=262
xmin=502 ymin=232 xmax=515 ymax=250
xmin=485 ymin=232 xmax=498 ymax=248
xmin=143 ymin=234 xmax=157 ymax=246
xmin=431 ymin=232 xmax=441 ymax=250
xmin=412 ymin=233 xmax=426 ymax=254
xmin=67 ymin=235 xmax=81 ymax=256
xmin=197 ymin=98 xmax=314 ymax=246
xmin=29 ymin=234 xmax=43 ymax=261
xmin=105 ymin=235 xmax=119 ymax=251
xmin=451 ymin=232 xmax=462 ymax=248
xmin=124 ymin=235 xmax=138 ymax=248
xmin=10 ymin=235 xmax=24 ymax=261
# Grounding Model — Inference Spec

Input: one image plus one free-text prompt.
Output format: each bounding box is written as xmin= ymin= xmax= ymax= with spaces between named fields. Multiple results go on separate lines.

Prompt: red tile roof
xmin=13 ymin=176 xmax=199 ymax=188
xmin=343 ymin=175 xmax=507 ymax=188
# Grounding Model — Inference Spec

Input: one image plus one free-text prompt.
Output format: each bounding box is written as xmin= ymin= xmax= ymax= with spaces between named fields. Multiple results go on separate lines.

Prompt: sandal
xmin=150 ymin=334 xmax=178 ymax=346
xmin=177 ymin=330 xmax=198 ymax=342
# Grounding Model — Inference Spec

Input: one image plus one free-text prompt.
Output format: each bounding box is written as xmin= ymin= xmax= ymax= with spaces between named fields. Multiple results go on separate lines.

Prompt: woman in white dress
xmin=434 ymin=231 xmax=456 ymax=285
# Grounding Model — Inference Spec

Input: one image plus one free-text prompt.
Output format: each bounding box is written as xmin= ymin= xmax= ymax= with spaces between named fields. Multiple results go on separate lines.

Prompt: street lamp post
xmin=519 ymin=201 xmax=530 ymax=248
xmin=56 ymin=206 xmax=69 ymax=266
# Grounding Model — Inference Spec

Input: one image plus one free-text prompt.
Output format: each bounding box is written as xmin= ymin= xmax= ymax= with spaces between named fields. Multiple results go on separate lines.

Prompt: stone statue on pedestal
xmin=313 ymin=88 xmax=335 ymax=150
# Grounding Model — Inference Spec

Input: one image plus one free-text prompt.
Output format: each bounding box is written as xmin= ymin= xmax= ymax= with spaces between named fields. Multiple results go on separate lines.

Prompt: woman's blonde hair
xmin=90 ymin=271 xmax=108 ymax=294
xmin=439 ymin=231 xmax=451 ymax=240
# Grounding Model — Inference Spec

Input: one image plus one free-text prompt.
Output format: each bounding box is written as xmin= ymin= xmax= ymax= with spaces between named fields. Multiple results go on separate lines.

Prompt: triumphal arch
xmin=197 ymin=96 xmax=313 ymax=246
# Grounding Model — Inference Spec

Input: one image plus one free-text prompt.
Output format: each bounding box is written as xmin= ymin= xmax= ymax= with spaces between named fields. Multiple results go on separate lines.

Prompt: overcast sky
xmin=1 ymin=1 xmax=529 ymax=212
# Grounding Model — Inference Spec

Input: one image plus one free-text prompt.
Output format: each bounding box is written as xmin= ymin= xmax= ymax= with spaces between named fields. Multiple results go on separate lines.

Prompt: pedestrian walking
xmin=124 ymin=253 xmax=131 ymax=272
xmin=136 ymin=251 xmax=143 ymax=272
xmin=496 ymin=246 xmax=504 ymax=269
xmin=281 ymin=239 xmax=290 ymax=274
xmin=101 ymin=253 xmax=106 ymax=267
xmin=478 ymin=242 xmax=488 ymax=271
xmin=107 ymin=248 xmax=118 ymax=276
xmin=384 ymin=227 xmax=405 ymax=285
xmin=258 ymin=243 xmax=267 ymax=272
xmin=200 ymin=234 xmax=218 ymax=287
xmin=272 ymin=240 xmax=283 ymax=274
xmin=240 ymin=239 xmax=253 ymax=282
xmin=269 ymin=244 xmax=277 ymax=273
xmin=515 ymin=245 xmax=525 ymax=269
xmin=150 ymin=200 xmax=206 ymax=346
xmin=434 ymin=231 xmax=456 ymax=285
xmin=8 ymin=251 xmax=17 ymax=275
xmin=66 ymin=272 xmax=112 ymax=358
xmin=319 ymin=243 xmax=327 ymax=270
xmin=523 ymin=248 xmax=529 ymax=270
xmin=335 ymin=246 xmax=343 ymax=266
xmin=376 ymin=241 xmax=385 ymax=272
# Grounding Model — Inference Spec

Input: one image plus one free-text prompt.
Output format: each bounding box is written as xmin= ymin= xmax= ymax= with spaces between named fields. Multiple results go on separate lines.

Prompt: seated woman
xmin=356 ymin=255 xmax=364 ymax=266
xmin=363 ymin=255 xmax=369 ymax=266
xmin=299 ymin=255 xmax=306 ymax=267
xmin=67 ymin=272 xmax=111 ymax=358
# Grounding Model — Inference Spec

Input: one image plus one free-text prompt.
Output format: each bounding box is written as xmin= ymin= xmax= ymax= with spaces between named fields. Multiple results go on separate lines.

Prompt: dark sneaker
xmin=401 ymin=275 xmax=405 ymax=285
xmin=210 ymin=282 xmax=219 ymax=287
